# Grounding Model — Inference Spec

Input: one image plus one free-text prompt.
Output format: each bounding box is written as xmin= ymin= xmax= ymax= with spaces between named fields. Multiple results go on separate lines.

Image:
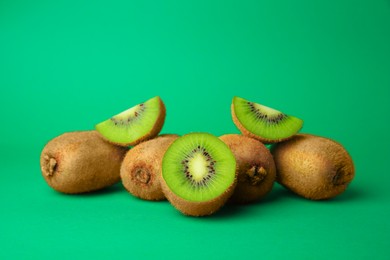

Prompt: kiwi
xmin=120 ymin=134 xmax=179 ymax=201
xmin=40 ymin=131 xmax=128 ymax=194
xmin=231 ymin=96 xmax=303 ymax=143
xmin=161 ymin=133 xmax=237 ymax=216
xmin=220 ymin=134 xmax=276 ymax=203
xmin=95 ymin=96 xmax=166 ymax=146
xmin=271 ymin=134 xmax=355 ymax=200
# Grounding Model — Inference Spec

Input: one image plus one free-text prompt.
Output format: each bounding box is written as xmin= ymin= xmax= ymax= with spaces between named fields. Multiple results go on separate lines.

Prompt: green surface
xmin=1 ymin=0 xmax=389 ymax=259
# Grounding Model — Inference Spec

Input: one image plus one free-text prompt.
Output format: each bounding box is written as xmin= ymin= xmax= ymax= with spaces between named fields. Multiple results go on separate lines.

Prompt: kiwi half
xmin=271 ymin=134 xmax=355 ymax=200
xmin=95 ymin=96 xmax=166 ymax=146
xmin=231 ymin=96 xmax=303 ymax=143
xmin=120 ymin=134 xmax=179 ymax=201
xmin=161 ymin=133 xmax=237 ymax=216
xmin=40 ymin=131 xmax=128 ymax=194
xmin=220 ymin=134 xmax=276 ymax=203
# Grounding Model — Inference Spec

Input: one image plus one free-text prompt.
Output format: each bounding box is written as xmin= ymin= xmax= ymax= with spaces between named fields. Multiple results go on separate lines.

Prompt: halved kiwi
xmin=95 ymin=96 xmax=166 ymax=146
xmin=161 ymin=133 xmax=237 ymax=216
xmin=231 ymin=96 xmax=303 ymax=143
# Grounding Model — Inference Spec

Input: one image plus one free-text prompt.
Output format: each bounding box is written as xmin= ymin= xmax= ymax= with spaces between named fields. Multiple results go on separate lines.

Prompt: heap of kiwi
xmin=40 ymin=97 xmax=166 ymax=194
xmin=40 ymin=95 xmax=355 ymax=217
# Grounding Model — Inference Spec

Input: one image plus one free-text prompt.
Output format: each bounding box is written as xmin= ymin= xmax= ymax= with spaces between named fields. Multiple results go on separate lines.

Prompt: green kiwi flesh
xmin=120 ymin=134 xmax=179 ymax=201
xmin=271 ymin=134 xmax=355 ymax=200
xmin=232 ymin=96 xmax=303 ymax=143
xmin=40 ymin=131 xmax=128 ymax=194
xmin=220 ymin=134 xmax=276 ymax=203
xmin=95 ymin=96 xmax=166 ymax=146
xmin=161 ymin=132 xmax=237 ymax=216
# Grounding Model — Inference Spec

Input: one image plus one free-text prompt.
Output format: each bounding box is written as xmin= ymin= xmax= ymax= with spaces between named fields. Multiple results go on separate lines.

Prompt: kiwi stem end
xmin=134 ymin=168 xmax=151 ymax=184
xmin=246 ymin=165 xmax=267 ymax=185
xmin=43 ymin=155 xmax=57 ymax=177
xmin=332 ymin=165 xmax=351 ymax=186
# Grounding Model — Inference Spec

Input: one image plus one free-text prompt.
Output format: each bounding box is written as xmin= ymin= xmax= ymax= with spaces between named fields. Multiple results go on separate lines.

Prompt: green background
xmin=1 ymin=0 xmax=389 ymax=259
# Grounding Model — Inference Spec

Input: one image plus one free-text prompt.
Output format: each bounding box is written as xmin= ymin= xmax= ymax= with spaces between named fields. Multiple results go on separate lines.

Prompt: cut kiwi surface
xmin=232 ymin=96 xmax=303 ymax=143
xmin=161 ymin=132 xmax=237 ymax=216
xmin=95 ymin=96 xmax=166 ymax=146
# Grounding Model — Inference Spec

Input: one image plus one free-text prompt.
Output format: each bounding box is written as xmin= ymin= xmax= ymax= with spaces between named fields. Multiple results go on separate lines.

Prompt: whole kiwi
xmin=220 ymin=134 xmax=276 ymax=203
xmin=120 ymin=134 xmax=179 ymax=201
xmin=40 ymin=131 xmax=128 ymax=194
xmin=271 ymin=134 xmax=355 ymax=200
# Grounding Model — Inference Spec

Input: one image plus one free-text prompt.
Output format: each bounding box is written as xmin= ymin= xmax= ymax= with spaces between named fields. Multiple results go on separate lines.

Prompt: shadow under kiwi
xmin=211 ymin=203 xmax=248 ymax=219
xmin=53 ymin=182 xmax=126 ymax=197
xmin=321 ymin=186 xmax=366 ymax=203
xmin=266 ymin=184 xmax=366 ymax=203
xmin=200 ymin=185 xmax=288 ymax=219
xmin=258 ymin=183 xmax=296 ymax=204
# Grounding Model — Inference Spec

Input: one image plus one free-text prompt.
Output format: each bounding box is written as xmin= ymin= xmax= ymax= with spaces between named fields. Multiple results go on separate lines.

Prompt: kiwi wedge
xmin=271 ymin=134 xmax=355 ymax=200
xmin=161 ymin=133 xmax=237 ymax=216
xmin=220 ymin=134 xmax=276 ymax=203
xmin=231 ymin=96 xmax=303 ymax=143
xmin=40 ymin=131 xmax=128 ymax=194
xmin=95 ymin=96 xmax=166 ymax=146
xmin=120 ymin=134 xmax=179 ymax=201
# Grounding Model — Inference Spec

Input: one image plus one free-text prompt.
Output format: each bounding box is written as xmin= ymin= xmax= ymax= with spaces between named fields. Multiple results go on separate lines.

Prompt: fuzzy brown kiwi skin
xmin=120 ymin=134 xmax=179 ymax=201
xmin=161 ymin=178 xmax=237 ymax=217
xmin=40 ymin=131 xmax=128 ymax=194
xmin=100 ymin=97 xmax=166 ymax=147
xmin=231 ymin=103 xmax=300 ymax=144
xmin=271 ymin=134 xmax=355 ymax=200
xmin=220 ymin=134 xmax=276 ymax=204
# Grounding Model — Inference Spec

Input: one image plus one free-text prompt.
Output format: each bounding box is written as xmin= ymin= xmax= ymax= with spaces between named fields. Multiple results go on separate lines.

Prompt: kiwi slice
xmin=220 ymin=134 xmax=276 ymax=203
xmin=120 ymin=134 xmax=179 ymax=201
xmin=95 ymin=96 xmax=166 ymax=146
xmin=231 ymin=96 xmax=303 ymax=143
xmin=271 ymin=134 xmax=355 ymax=200
xmin=161 ymin=133 xmax=237 ymax=216
xmin=40 ymin=131 xmax=128 ymax=194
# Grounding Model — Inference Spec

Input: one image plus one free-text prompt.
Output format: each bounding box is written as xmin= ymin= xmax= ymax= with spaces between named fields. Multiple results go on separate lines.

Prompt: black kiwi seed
xmin=180 ymin=150 xmax=217 ymax=188
xmin=247 ymin=102 xmax=287 ymax=124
